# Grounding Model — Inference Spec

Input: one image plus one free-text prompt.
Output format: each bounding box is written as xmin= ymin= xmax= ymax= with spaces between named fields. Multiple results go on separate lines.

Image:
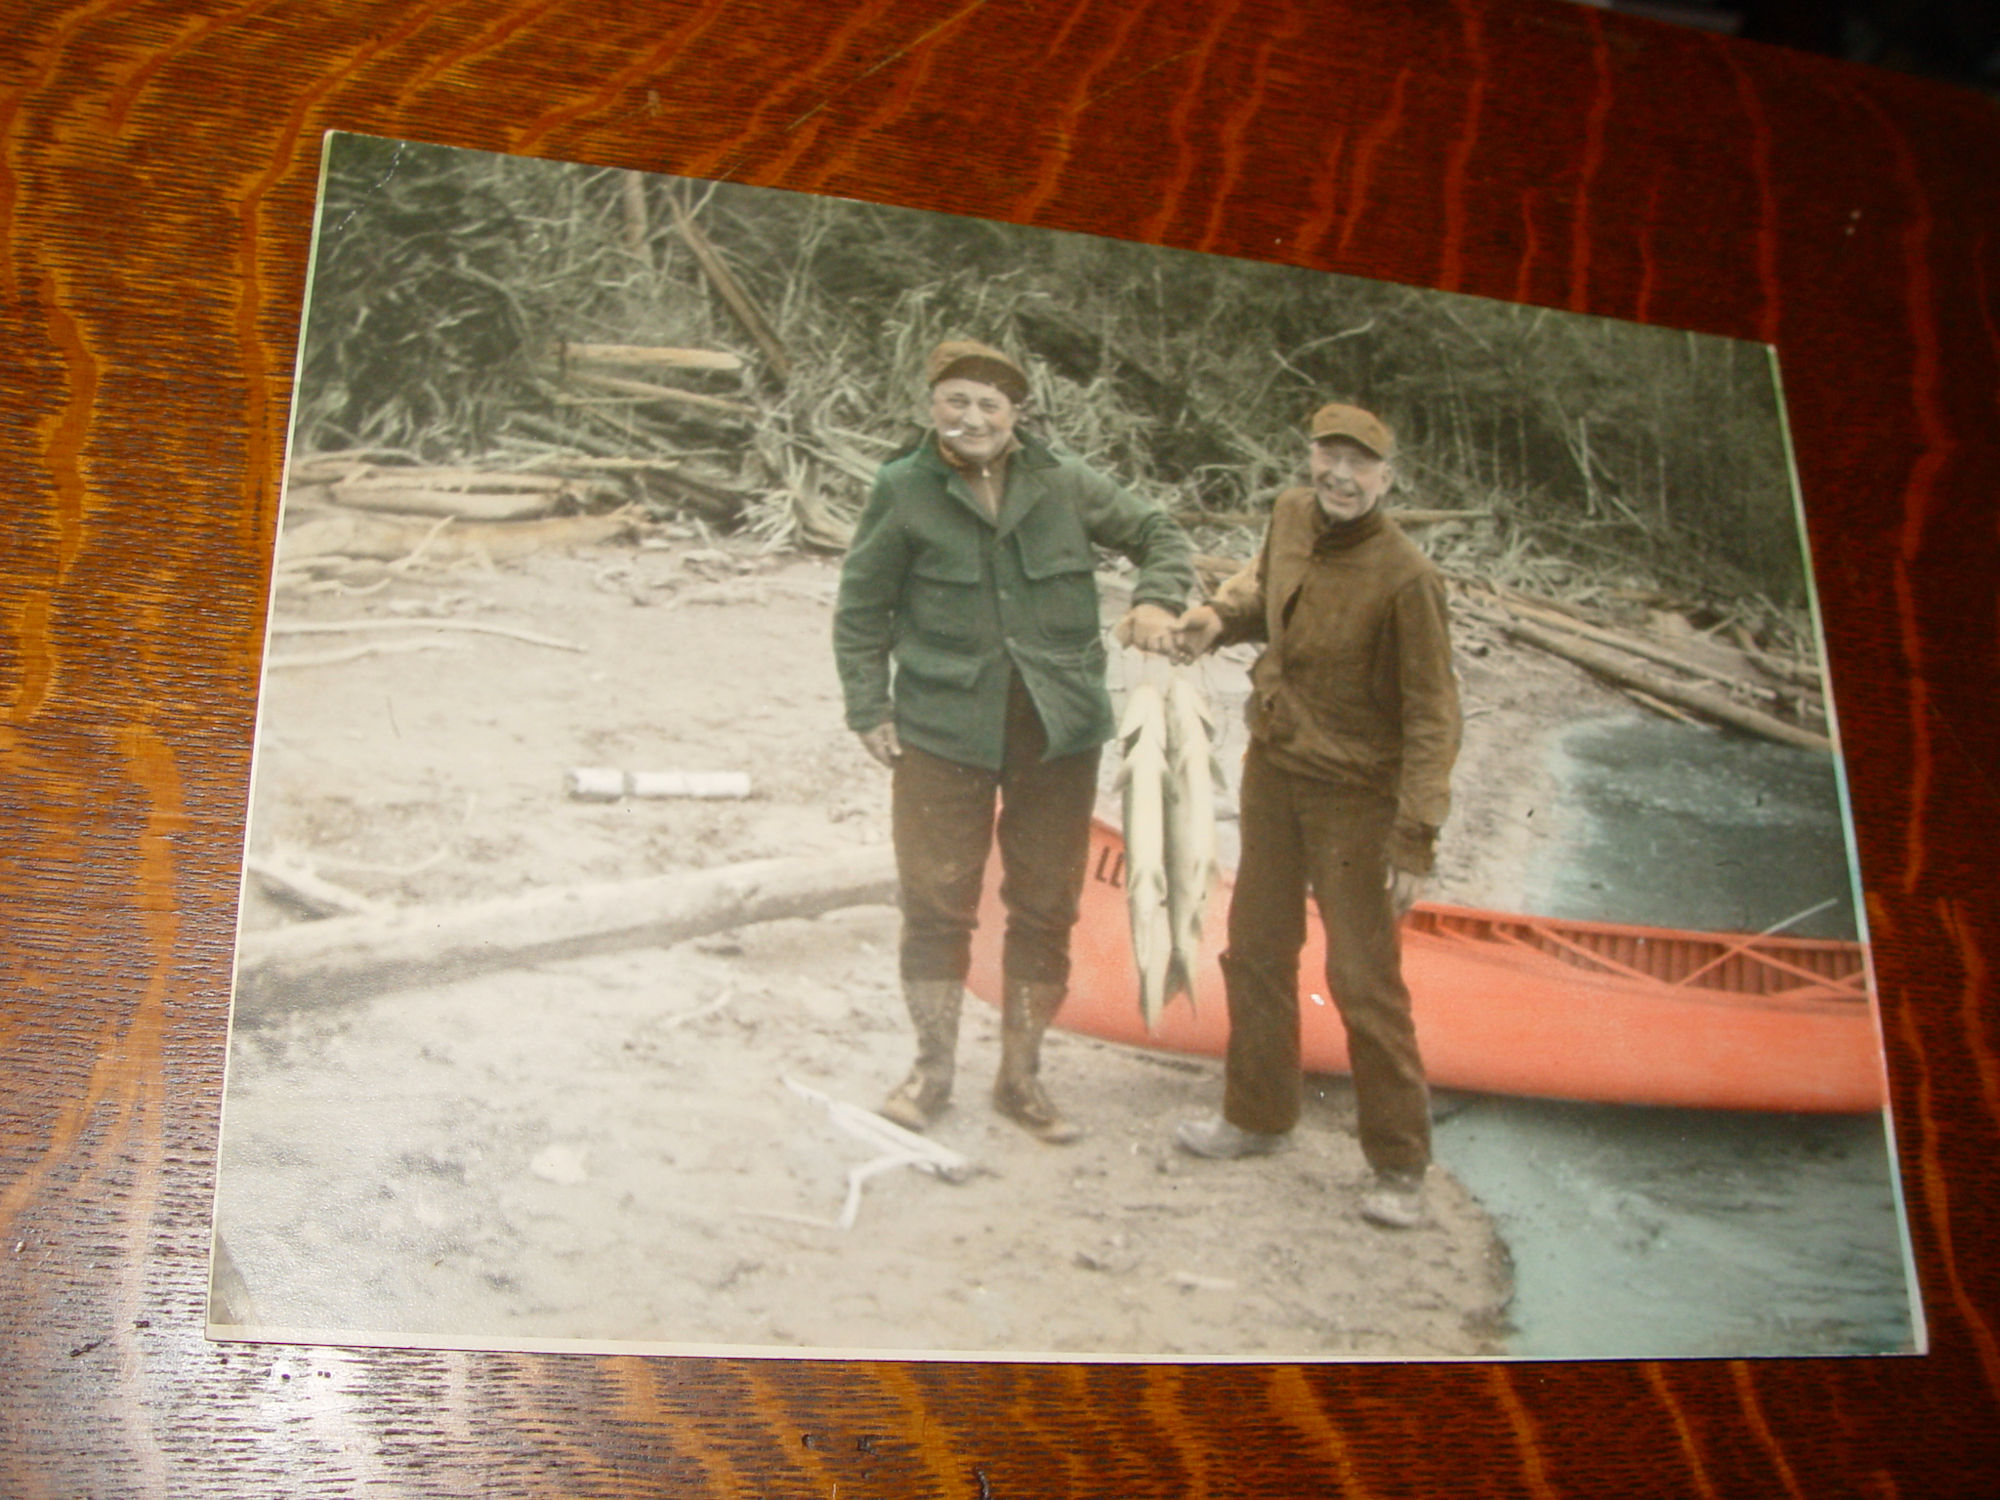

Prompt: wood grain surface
xmin=5 ymin=0 xmax=1998 ymax=1493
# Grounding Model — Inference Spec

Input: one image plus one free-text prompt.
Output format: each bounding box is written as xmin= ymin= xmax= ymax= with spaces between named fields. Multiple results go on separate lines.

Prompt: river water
xmin=1431 ymin=713 xmax=1923 ymax=1359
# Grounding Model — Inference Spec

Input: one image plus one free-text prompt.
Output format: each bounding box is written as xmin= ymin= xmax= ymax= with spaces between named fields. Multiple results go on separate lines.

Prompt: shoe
xmin=993 ymin=1074 xmax=1084 ymax=1144
xmin=1174 ymin=1115 xmax=1287 ymax=1160
xmin=993 ymin=977 xmax=1083 ymax=1144
xmin=878 ymin=1072 xmax=946 ymax=1132
xmin=1358 ymin=1172 xmax=1425 ymax=1229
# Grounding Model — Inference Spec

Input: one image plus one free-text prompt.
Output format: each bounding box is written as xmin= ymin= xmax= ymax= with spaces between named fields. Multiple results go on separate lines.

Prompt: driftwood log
xmin=1477 ymin=594 xmax=1824 ymax=712
xmin=326 ymin=469 xmax=580 ymax=521
xmin=557 ymin=342 xmax=745 ymax=373
xmin=232 ymin=845 xmax=899 ymax=1014
xmin=275 ymin=508 xmax=639 ymax=570
xmin=667 ymin=193 xmax=792 ymax=382
xmin=1498 ymin=615 xmax=1834 ymax=753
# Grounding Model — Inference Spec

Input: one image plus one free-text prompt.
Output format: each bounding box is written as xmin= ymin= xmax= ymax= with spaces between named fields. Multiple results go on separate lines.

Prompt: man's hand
xmin=1114 ymin=602 xmax=1179 ymax=655
xmin=1173 ymin=604 xmax=1225 ymax=664
xmin=1386 ymin=866 xmax=1426 ymax=919
xmin=858 ymin=722 xmax=902 ymax=768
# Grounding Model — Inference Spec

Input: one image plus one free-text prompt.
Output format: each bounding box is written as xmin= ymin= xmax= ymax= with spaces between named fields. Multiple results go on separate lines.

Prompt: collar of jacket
xmin=911 ymin=430 xmax=1062 ymax=536
xmin=1310 ymin=501 xmax=1387 ymax=554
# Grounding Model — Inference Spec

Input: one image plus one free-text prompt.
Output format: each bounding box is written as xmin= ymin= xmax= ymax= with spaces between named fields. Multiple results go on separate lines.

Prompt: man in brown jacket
xmin=1169 ymin=401 xmax=1460 ymax=1228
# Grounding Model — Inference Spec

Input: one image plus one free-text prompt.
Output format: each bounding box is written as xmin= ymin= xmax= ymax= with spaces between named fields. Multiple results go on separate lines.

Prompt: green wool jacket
xmin=834 ymin=433 xmax=1194 ymax=771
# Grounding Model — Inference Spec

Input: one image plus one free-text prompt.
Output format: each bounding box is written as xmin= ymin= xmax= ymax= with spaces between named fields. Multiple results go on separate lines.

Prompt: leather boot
xmin=993 ymin=977 xmax=1082 ymax=1144
xmin=878 ymin=979 xmax=964 ymax=1131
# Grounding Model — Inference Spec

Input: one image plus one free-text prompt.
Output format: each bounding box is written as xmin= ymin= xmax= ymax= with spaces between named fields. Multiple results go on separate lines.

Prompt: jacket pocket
xmin=1012 ymin=518 xmax=1101 ymax=645
xmin=1012 ymin=498 xmax=1096 ymax=581
xmin=905 ymin=551 xmax=987 ymax=647
xmin=893 ymin=634 xmax=987 ymax=690
xmin=1009 ymin=635 xmax=1112 ymax=752
xmin=911 ymin=550 xmax=982 ymax=584
xmin=1010 ymin=634 xmax=1107 ymax=678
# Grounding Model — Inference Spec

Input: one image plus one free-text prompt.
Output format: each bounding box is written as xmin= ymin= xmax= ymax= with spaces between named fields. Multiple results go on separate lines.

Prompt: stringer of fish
xmin=1161 ymin=673 xmax=1221 ymax=1013
xmin=1115 ymin=680 xmax=1173 ymax=1031
xmin=1116 ymin=667 xmax=1223 ymax=1031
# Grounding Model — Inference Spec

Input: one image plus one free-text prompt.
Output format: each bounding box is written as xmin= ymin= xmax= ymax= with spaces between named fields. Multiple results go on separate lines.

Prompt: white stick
xmin=783 ymin=1075 xmax=975 ymax=1183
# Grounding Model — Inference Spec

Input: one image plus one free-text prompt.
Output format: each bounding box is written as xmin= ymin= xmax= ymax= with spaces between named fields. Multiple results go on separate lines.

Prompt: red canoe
xmin=965 ymin=818 xmax=1886 ymax=1114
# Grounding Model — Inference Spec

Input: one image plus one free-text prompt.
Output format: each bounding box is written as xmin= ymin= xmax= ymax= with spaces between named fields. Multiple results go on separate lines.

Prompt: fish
xmin=1116 ymin=681 xmax=1174 ymax=1030
xmin=1161 ymin=673 xmax=1219 ymax=1011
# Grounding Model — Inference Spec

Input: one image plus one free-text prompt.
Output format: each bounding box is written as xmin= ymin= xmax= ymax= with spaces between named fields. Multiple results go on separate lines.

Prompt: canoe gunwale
xmin=1407 ymin=905 xmax=1869 ymax=1008
xmin=965 ymin=816 xmax=1884 ymax=1112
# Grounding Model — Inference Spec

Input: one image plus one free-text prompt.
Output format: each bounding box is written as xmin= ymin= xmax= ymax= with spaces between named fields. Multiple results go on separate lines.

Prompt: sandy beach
xmin=210 ymin=516 xmax=1612 ymax=1360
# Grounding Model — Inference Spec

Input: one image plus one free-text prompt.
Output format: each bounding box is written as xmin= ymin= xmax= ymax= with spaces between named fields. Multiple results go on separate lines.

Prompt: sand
xmin=209 ymin=518 xmax=1587 ymax=1360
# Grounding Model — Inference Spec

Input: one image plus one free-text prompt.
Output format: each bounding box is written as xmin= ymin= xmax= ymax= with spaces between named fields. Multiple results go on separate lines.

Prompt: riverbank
xmin=213 ymin=522 xmax=1533 ymax=1359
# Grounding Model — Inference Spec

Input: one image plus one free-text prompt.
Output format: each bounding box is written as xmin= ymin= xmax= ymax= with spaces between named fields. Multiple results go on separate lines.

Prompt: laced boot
xmin=877 ymin=979 xmax=964 ymax=1131
xmin=993 ymin=977 xmax=1083 ymax=1144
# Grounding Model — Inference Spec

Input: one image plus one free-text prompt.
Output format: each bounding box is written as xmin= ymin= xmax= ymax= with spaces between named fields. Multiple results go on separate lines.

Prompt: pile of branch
xmin=1457 ymin=583 xmax=1831 ymax=752
xmin=287 ymin=158 xmax=1820 ymax=630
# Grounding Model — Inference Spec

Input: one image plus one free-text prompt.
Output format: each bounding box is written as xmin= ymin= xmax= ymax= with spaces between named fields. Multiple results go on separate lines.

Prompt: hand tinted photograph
xmin=208 ymin=132 xmax=1922 ymax=1362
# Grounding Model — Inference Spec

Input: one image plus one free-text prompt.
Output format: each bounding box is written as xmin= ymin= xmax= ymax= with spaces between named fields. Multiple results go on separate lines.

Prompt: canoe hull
xmin=965 ymin=819 xmax=1885 ymax=1114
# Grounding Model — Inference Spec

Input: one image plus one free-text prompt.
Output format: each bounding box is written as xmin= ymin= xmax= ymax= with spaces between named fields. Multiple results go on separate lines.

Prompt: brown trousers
xmin=1221 ymin=742 xmax=1431 ymax=1177
xmin=892 ymin=672 xmax=1101 ymax=988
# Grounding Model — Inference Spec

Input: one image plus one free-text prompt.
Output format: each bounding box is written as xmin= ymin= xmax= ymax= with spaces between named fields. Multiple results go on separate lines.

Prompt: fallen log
xmin=1737 ymin=636 xmax=1827 ymax=693
xmin=329 ymin=482 xmax=561 ymax=522
xmin=1464 ymin=595 xmax=1822 ymax=716
xmin=276 ymin=509 xmax=638 ymax=569
xmin=558 ymin=342 xmax=745 ymax=373
xmin=232 ymin=845 xmax=900 ymax=1014
xmin=669 ymin=195 xmax=793 ymax=382
xmin=1498 ymin=616 xmax=1832 ymax=753
xmin=337 ymin=467 xmax=573 ymax=493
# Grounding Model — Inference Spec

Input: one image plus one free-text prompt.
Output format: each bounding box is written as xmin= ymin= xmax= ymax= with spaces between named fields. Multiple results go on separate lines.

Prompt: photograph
xmin=207 ymin=130 xmax=1922 ymax=1362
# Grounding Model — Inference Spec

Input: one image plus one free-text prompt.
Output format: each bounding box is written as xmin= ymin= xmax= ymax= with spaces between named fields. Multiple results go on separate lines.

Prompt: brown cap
xmin=1308 ymin=402 xmax=1395 ymax=460
xmin=926 ymin=339 xmax=1030 ymax=403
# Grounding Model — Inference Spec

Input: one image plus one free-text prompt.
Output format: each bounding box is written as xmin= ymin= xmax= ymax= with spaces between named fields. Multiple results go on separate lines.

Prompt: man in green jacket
xmin=834 ymin=339 xmax=1193 ymax=1143
xmin=1170 ymin=401 xmax=1461 ymax=1228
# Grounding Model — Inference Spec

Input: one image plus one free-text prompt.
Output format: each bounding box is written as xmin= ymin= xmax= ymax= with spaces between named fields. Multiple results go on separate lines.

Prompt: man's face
xmin=930 ymin=377 xmax=1018 ymax=466
xmin=1309 ymin=435 xmax=1392 ymax=522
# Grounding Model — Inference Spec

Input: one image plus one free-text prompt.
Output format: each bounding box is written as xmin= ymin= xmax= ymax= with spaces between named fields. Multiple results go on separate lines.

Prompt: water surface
xmin=1432 ymin=713 xmax=1919 ymax=1359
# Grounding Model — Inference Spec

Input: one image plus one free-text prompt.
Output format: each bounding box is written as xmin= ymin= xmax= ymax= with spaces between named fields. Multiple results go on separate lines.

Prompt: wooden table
xmin=6 ymin=1 xmax=1997 ymax=1492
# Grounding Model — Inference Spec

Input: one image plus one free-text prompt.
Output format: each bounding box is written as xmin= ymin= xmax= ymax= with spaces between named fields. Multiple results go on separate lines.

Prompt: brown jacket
xmin=1210 ymin=489 xmax=1461 ymax=872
